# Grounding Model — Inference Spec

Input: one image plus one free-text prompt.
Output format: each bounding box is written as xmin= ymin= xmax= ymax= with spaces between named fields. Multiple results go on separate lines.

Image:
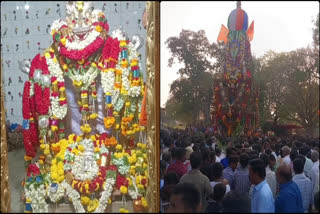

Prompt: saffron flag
xmin=247 ymin=20 xmax=254 ymax=42
xmin=217 ymin=24 xmax=229 ymax=44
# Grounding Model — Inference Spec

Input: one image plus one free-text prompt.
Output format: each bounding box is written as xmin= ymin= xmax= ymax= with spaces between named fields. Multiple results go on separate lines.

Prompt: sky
xmin=160 ymin=1 xmax=319 ymax=107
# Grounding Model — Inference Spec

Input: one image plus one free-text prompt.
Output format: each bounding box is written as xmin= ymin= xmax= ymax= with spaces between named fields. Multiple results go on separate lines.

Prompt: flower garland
xmin=61 ymin=180 xmax=86 ymax=213
xmin=47 ymin=182 xmax=65 ymax=203
xmin=24 ymin=170 xmax=51 ymax=213
xmin=45 ymin=48 xmax=68 ymax=120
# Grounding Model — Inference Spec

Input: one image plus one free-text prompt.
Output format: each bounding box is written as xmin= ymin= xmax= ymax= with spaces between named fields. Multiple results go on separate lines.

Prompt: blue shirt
xmin=220 ymin=157 xmax=229 ymax=169
xmin=275 ymin=180 xmax=304 ymax=213
xmin=234 ymin=166 xmax=251 ymax=193
xmin=223 ymin=166 xmax=235 ymax=190
xmin=251 ymin=180 xmax=275 ymax=213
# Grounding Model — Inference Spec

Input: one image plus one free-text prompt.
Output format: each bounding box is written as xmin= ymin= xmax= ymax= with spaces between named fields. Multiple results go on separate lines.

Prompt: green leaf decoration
xmin=55 ymin=33 xmax=61 ymax=42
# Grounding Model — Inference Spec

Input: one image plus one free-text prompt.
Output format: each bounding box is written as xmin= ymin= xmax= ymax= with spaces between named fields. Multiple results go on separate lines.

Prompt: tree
xmin=165 ymin=30 xmax=223 ymax=124
xmin=255 ymin=49 xmax=319 ymax=136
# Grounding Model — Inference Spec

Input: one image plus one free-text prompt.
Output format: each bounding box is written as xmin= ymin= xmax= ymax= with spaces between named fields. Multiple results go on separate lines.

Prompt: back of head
xmin=249 ymin=159 xmax=266 ymax=179
xmin=190 ymin=152 xmax=202 ymax=169
xmin=277 ymin=164 xmax=292 ymax=182
xmin=222 ymin=191 xmax=251 ymax=213
xmin=282 ymin=145 xmax=290 ymax=156
xmin=215 ymin=147 xmax=221 ymax=156
xmin=176 ymin=147 xmax=187 ymax=161
xmin=311 ymin=150 xmax=319 ymax=162
xmin=293 ymin=158 xmax=304 ymax=174
xmin=164 ymin=172 xmax=179 ymax=185
xmin=171 ymin=183 xmax=201 ymax=213
xmin=259 ymin=153 xmax=269 ymax=168
xmin=269 ymin=153 xmax=276 ymax=162
xmin=297 ymin=154 xmax=306 ymax=165
xmin=163 ymin=151 xmax=172 ymax=163
xmin=290 ymin=149 xmax=299 ymax=161
xmin=213 ymin=183 xmax=226 ymax=201
xmin=211 ymin=162 xmax=224 ymax=180
xmin=299 ymin=145 xmax=309 ymax=156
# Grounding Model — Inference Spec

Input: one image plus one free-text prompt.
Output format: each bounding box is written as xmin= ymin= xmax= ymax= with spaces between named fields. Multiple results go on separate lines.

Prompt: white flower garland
xmin=128 ymin=175 xmax=140 ymax=200
xmin=65 ymin=28 xmax=101 ymax=51
xmin=46 ymin=55 xmax=68 ymax=120
xmin=68 ymin=66 xmax=99 ymax=90
xmin=29 ymin=82 xmax=34 ymax=96
xmin=24 ymin=183 xmax=49 ymax=213
xmin=61 ymin=180 xmax=86 ymax=213
xmin=101 ymin=69 xmax=115 ymax=94
xmin=91 ymin=9 xmax=103 ymax=23
xmin=51 ymin=19 xmax=67 ymax=33
xmin=47 ymin=182 xmax=65 ymax=203
xmin=128 ymin=86 xmax=141 ymax=97
xmin=93 ymin=178 xmax=116 ymax=213
xmin=71 ymin=155 xmax=99 ymax=181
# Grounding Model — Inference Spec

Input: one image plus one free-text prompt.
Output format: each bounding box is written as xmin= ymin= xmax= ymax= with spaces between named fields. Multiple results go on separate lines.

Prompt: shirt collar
xmin=293 ymin=173 xmax=306 ymax=179
xmin=254 ymin=179 xmax=267 ymax=191
xmin=279 ymin=180 xmax=293 ymax=189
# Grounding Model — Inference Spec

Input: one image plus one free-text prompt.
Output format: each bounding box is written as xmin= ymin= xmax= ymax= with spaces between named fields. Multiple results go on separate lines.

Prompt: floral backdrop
xmin=1 ymin=1 xmax=146 ymax=125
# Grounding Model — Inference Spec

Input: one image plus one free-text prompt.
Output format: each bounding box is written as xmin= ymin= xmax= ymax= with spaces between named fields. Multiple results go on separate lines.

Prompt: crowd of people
xmin=160 ymin=126 xmax=319 ymax=213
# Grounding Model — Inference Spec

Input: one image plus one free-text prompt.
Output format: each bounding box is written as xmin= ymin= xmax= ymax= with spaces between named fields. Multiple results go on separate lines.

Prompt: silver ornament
xmin=38 ymin=117 xmax=49 ymax=129
xmin=41 ymin=75 xmax=51 ymax=87
xmin=18 ymin=59 xmax=31 ymax=75
xmin=33 ymin=69 xmax=42 ymax=82
xmin=131 ymin=34 xmax=144 ymax=51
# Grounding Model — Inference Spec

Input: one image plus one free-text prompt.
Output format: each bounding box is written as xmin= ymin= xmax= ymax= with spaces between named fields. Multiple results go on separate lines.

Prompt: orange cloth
xmin=217 ymin=24 xmax=229 ymax=44
xmin=139 ymin=85 xmax=147 ymax=126
xmin=247 ymin=21 xmax=254 ymax=42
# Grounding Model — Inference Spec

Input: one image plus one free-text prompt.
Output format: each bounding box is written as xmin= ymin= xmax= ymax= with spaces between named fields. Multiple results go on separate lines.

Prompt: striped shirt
xmin=292 ymin=173 xmax=313 ymax=213
xmin=233 ymin=166 xmax=251 ymax=193
xmin=223 ymin=166 xmax=235 ymax=190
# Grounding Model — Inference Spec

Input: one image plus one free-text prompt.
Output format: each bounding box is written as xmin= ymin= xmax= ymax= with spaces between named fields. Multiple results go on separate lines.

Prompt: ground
xmin=8 ymin=148 xmax=25 ymax=212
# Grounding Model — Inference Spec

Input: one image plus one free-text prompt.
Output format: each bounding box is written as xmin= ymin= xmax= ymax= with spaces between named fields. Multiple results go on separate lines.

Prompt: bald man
xmin=275 ymin=164 xmax=304 ymax=213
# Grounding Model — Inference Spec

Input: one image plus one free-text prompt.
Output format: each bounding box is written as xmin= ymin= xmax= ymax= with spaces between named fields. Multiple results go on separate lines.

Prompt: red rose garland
xmin=22 ymin=81 xmax=31 ymax=119
xmin=27 ymin=164 xmax=40 ymax=177
xmin=102 ymin=37 xmax=113 ymax=62
xmin=22 ymin=81 xmax=36 ymax=157
xmin=34 ymin=83 xmax=51 ymax=115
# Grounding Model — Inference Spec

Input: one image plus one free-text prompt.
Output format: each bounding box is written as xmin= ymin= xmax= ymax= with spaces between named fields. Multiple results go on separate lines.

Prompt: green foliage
xmin=164 ymin=30 xmax=224 ymax=124
xmin=254 ymin=48 xmax=319 ymax=136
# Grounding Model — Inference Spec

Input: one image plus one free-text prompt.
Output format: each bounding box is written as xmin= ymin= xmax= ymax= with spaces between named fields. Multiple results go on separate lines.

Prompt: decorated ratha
xmin=212 ymin=1 xmax=259 ymax=137
xmin=21 ymin=2 xmax=148 ymax=213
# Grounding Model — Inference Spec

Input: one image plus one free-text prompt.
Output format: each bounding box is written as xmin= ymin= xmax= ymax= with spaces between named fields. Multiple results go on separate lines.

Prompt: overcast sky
xmin=160 ymin=1 xmax=319 ymax=107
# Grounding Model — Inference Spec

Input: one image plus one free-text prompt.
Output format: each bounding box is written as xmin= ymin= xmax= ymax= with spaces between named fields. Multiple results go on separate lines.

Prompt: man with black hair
xmin=166 ymin=183 xmax=201 ymax=213
xmin=220 ymin=146 xmax=235 ymax=169
xmin=275 ymin=164 xmax=304 ymax=213
xmin=180 ymin=152 xmax=212 ymax=212
xmin=233 ymin=153 xmax=250 ymax=193
xmin=206 ymin=183 xmax=226 ymax=213
xmin=167 ymin=147 xmax=188 ymax=179
xmin=300 ymin=145 xmax=313 ymax=179
xmin=223 ymin=155 xmax=238 ymax=190
xmin=249 ymin=159 xmax=275 ymax=212
xmin=260 ymin=153 xmax=277 ymax=199
xmin=222 ymin=191 xmax=251 ymax=213
xmin=292 ymin=158 xmax=313 ymax=213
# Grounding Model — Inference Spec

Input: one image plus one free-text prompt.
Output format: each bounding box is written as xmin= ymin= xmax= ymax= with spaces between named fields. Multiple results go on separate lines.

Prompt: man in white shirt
xmin=281 ymin=146 xmax=291 ymax=165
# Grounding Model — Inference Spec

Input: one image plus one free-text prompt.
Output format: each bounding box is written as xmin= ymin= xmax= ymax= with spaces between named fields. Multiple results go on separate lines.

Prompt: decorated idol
xmin=212 ymin=1 xmax=259 ymax=136
xmin=21 ymin=1 xmax=148 ymax=213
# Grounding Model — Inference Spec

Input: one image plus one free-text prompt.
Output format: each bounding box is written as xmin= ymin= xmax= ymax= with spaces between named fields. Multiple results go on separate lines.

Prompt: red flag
xmin=247 ymin=21 xmax=254 ymax=42
xmin=217 ymin=24 xmax=229 ymax=44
